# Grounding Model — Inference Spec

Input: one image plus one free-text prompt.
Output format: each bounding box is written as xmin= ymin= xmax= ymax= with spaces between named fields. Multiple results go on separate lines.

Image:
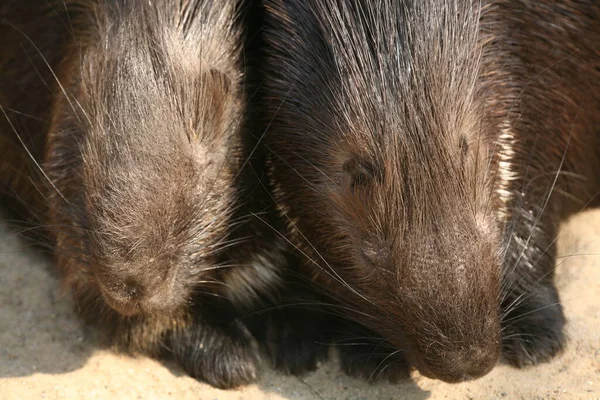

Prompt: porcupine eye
xmin=459 ymin=135 xmax=469 ymax=157
xmin=342 ymin=157 xmax=378 ymax=190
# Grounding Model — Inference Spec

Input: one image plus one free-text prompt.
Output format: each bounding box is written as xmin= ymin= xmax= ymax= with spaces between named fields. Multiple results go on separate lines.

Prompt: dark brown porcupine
xmin=257 ymin=0 xmax=600 ymax=383
xmin=0 ymin=0 xmax=288 ymax=389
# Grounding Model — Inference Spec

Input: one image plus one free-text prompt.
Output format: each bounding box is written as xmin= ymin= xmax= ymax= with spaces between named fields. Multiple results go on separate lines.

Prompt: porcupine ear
xmin=204 ymin=68 xmax=233 ymax=96
xmin=342 ymin=156 xmax=380 ymax=191
xmin=191 ymin=67 xmax=237 ymax=143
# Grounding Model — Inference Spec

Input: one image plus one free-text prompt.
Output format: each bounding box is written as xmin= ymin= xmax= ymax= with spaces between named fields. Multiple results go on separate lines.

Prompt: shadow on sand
xmin=0 ymin=212 xmax=430 ymax=399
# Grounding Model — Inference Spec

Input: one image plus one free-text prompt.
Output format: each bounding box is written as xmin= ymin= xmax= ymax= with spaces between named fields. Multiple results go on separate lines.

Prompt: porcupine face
xmin=44 ymin=0 xmax=243 ymax=317
xmin=263 ymin=0 xmax=502 ymax=382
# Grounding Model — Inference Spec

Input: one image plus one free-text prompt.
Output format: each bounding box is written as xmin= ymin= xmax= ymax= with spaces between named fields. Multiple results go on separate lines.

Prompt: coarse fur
xmin=1 ymin=0 xmax=287 ymax=389
xmin=259 ymin=0 xmax=600 ymax=383
xmin=481 ymin=0 xmax=600 ymax=369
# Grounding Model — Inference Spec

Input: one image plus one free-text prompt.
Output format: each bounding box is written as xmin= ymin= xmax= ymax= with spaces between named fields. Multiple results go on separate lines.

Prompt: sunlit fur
xmin=0 ymin=0 xmax=285 ymax=389
xmin=260 ymin=0 xmax=600 ymax=383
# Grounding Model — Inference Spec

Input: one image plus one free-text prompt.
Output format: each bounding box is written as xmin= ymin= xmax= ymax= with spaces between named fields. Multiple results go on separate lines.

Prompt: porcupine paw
xmin=170 ymin=319 xmax=261 ymax=389
xmin=338 ymin=343 xmax=410 ymax=383
xmin=502 ymin=285 xmax=567 ymax=367
xmin=262 ymin=310 xmax=331 ymax=376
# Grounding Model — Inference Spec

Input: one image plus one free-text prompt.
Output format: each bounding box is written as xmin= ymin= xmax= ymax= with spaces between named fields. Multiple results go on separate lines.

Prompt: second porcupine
xmin=257 ymin=0 xmax=600 ymax=383
xmin=0 ymin=0 xmax=288 ymax=388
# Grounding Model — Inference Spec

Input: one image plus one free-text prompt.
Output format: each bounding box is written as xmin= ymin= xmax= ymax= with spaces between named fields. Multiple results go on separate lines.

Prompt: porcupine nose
xmin=118 ymin=278 xmax=145 ymax=301
xmin=420 ymin=344 xmax=500 ymax=383
xmin=98 ymin=272 xmax=174 ymax=316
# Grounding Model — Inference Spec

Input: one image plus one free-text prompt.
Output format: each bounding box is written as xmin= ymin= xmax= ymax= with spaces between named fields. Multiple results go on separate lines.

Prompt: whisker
xmin=1 ymin=104 xmax=69 ymax=204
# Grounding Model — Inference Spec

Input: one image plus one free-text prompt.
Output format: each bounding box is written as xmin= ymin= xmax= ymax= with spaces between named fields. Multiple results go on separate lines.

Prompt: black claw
xmin=502 ymin=284 xmax=566 ymax=368
xmin=169 ymin=318 xmax=261 ymax=389
xmin=339 ymin=343 xmax=410 ymax=383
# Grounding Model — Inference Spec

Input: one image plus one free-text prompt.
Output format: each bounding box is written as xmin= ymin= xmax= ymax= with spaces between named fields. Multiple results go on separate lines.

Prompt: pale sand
xmin=1 ymin=210 xmax=598 ymax=400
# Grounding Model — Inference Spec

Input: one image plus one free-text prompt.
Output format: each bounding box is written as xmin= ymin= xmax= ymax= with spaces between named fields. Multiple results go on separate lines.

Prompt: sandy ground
xmin=0 ymin=210 xmax=598 ymax=400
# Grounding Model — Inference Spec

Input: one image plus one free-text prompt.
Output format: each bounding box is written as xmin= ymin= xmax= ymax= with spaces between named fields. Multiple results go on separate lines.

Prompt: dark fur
xmin=259 ymin=0 xmax=600 ymax=383
xmin=0 ymin=0 xmax=287 ymax=388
